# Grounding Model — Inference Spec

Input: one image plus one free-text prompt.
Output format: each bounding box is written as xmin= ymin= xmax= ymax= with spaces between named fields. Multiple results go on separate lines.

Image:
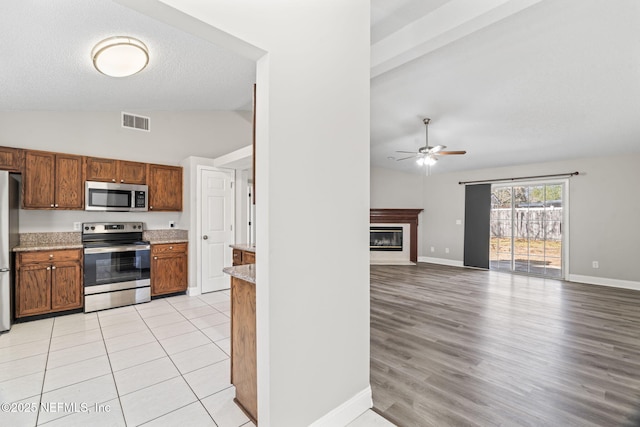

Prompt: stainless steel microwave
xmin=85 ymin=181 xmax=148 ymax=212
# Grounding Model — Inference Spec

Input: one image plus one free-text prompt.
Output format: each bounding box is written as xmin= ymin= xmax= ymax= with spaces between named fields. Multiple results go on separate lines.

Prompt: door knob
xmin=203 ymin=235 xmax=208 ymax=240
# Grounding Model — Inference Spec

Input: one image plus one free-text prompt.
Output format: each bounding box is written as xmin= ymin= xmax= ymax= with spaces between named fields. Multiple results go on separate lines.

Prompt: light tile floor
xmin=0 ymin=291 xmax=391 ymax=427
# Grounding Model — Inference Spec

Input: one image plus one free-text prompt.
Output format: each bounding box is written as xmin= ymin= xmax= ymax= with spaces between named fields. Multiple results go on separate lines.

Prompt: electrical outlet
xmin=169 ymin=221 xmax=175 ymax=228
xmin=592 ymin=261 xmax=599 ymax=269
xmin=430 ymin=246 xmax=435 ymax=253
xmin=456 ymin=219 xmax=462 ymax=225
xmin=73 ymin=222 xmax=81 ymax=231
xmin=445 ymin=248 xmax=450 ymax=254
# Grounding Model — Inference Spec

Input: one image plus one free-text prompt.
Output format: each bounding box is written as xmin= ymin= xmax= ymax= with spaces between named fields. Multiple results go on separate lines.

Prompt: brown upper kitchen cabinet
xmin=23 ymin=150 xmax=84 ymax=209
xmin=147 ymin=164 xmax=183 ymax=211
xmin=151 ymin=243 xmax=188 ymax=296
xmin=15 ymin=249 xmax=83 ymax=318
xmin=85 ymin=157 xmax=146 ymax=185
xmin=0 ymin=146 xmax=23 ymax=172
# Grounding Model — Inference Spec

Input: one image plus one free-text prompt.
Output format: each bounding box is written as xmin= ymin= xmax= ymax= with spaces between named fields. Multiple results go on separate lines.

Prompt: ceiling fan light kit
xmin=92 ymin=36 xmax=149 ymax=77
xmin=396 ymin=117 xmax=467 ymax=169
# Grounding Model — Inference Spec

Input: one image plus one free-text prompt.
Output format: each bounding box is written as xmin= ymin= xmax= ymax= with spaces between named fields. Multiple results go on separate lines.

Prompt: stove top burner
xmin=82 ymin=222 xmax=145 ymax=246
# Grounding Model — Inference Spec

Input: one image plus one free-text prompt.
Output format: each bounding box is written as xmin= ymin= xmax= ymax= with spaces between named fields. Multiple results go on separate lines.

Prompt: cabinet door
xmin=55 ymin=154 xmax=84 ymax=209
xmin=23 ymin=151 xmax=56 ymax=209
xmin=148 ymin=164 xmax=183 ymax=211
xmin=16 ymin=264 xmax=51 ymax=317
xmin=119 ymin=161 xmax=146 ymax=184
xmin=85 ymin=157 xmax=118 ymax=182
xmin=51 ymin=261 xmax=83 ymax=312
xmin=151 ymin=253 xmax=188 ymax=296
xmin=231 ymin=276 xmax=257 ymax=421
xmin=0 ymin=146 xmax=22 ymax=172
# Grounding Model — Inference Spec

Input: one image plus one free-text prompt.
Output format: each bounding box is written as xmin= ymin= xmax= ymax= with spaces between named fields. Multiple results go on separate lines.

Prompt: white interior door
xmin=200 ymin=168 xmax=234 ymax=293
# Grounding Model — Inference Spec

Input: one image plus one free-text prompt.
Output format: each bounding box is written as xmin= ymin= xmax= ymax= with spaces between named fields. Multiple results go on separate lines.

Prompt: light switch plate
xmin=73 ymin=222 xmax=82 ymax=231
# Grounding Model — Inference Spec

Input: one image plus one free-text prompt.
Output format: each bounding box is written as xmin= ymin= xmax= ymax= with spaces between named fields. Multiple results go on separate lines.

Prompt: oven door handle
xmin=84 ymin=245 xmax=151 ymax=254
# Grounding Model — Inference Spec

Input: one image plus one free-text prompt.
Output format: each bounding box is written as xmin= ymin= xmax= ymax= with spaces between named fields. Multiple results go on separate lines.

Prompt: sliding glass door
xmin=490 ymin=183 xmax=564 ymax=278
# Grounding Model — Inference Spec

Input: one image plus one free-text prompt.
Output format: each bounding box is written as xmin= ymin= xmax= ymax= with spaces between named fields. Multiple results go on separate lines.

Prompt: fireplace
xmin=370 ymin=209 xmax=423 ymax=263
xmin=370 ymin=227 xmax=403 ymax=251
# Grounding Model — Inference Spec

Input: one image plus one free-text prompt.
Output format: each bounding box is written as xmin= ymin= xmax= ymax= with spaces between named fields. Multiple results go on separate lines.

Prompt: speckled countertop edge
xmin=223 ymin=264 xmax=255 ymax=284
xmin=148 ymin=239 xmax=189 ymax=244
xmin=230 ymin=244 xmax=256 ymax=253
xmin=13 ymin=243 xmax=84 ymax=252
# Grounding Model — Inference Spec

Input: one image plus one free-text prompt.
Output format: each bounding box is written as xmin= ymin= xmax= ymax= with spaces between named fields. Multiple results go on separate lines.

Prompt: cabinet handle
xmin=112 ymin=179 xmax=116 ymax=182
xmin=150 ymin=206 xmax=153 ymax=210
xmin=51 ymin=266 xmax=56 ymax=270
xmin=54 ymin=204 xmax=59 ymax=207
xmin=49 ymin=254 xmax=54 ymax=258
xmin=169 ymin=246 xmax=173 ymax=250
xmin=121 ymin=179 xmax=124 ymax=183
xmin=46 ymin=267 xmax=51 ymax=271
xmin=50 ymin=204 xmax=54 ymax=208
xmin=154 ymin=256 xmax=158 ymax=260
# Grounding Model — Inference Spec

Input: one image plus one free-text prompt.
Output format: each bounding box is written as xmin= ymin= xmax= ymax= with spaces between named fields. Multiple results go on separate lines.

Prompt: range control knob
xmin=90 ymin=226 xmax=95 ymax=230
xmin=84 ymin=226 xmax=89 ymax=230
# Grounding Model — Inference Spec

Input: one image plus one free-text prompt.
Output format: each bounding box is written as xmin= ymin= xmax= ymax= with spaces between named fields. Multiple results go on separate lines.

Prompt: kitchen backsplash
xmin=143 ymin=229 xmax=188 ymax=241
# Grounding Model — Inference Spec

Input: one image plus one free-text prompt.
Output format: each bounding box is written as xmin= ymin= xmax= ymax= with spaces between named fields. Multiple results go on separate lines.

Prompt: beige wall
xmin=371 ymin=153 xmax=640 ymax=284
xmin=0 ymin=110 xmax=251 ymax=231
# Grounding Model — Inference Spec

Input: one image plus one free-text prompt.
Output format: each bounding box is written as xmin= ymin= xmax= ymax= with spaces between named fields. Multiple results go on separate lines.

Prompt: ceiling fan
xmin=396 ymin=118 xmax=466 ymax=166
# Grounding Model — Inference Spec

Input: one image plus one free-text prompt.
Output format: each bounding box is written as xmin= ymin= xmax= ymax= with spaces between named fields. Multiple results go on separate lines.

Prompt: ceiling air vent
xmin=122 ymin=112 xmax=150 ymax=132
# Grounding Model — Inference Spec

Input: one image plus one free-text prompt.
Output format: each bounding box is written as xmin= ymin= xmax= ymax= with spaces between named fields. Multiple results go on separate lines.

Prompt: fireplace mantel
xmin=370 ymin=209 xmax=423 ymax=263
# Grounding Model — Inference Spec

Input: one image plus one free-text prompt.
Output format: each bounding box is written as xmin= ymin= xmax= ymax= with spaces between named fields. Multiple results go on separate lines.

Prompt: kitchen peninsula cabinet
xmin=0 ymin=146 xmax=22 ymax=172
xmin=147 ymin=164 xmax=183 ymax=211
xmin=223 ymin=265 xmax=257 ymax=424
xmin=15 ymin=249 xmax=83 ymax=318
xmin=23 ymin=151 xmax=84 ymax=209
xmin=232 ymin=245 xmax=256 ymax=266
xmin=85 ymin=157 xmax=146 ymax=184
xmin=151 ymin=243 xmax=188 ymax=296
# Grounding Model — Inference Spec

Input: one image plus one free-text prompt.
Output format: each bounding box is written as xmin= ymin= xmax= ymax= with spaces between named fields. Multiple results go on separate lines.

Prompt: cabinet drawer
xmin=243 ymin=251 xmax=255 ymax=264
xmin=18 ymin=249 xmax=82 ymax=264
xmin=152 ymin=242 xmax=187 ymax=255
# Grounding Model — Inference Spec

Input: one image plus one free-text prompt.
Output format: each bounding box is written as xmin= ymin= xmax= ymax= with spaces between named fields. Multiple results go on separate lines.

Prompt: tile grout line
xmin=34 ymin=318 xmax=56 ymax=426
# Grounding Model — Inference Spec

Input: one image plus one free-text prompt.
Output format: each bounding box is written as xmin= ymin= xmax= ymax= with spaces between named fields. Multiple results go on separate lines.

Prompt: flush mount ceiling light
xmin=92 ymin=36 xmax=149 ymax=77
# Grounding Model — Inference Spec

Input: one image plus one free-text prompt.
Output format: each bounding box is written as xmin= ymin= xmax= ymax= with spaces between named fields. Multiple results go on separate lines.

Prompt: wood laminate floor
xmin=370 ymin=263 xmax=640 ymax=427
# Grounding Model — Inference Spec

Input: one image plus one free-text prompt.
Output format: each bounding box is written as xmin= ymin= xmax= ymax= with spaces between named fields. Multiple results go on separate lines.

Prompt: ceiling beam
xmin=371 ymin=0 xmax=544 ymax=78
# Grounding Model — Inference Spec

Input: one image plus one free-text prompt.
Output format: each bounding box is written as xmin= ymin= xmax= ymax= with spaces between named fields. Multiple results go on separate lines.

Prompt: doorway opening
xmin=490 ymin=182 xmax=566 ymax=278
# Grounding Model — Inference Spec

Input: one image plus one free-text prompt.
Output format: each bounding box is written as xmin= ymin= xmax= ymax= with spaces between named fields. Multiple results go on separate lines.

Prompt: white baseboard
xmin=186 ymin=287 xmax=201 ymax=297
xmin=418 ymin=256 xmax=464 ymax=267
xmin=568 ymin=274 xmax=640 ymax=291
xmin=309 ymin=386 xmax=373 ymax=427
xmin=370 ymin=260 xmax=415 ymax=265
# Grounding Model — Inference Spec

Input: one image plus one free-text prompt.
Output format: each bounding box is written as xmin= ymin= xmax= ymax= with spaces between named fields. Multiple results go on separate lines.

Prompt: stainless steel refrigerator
xmin=0 ymin=171 xmax=19 ymax=332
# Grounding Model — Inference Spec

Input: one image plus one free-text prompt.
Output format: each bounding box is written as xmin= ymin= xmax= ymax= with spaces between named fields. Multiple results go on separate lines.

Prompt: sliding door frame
xmin=490 ymin=179 xmax=570 ymax=280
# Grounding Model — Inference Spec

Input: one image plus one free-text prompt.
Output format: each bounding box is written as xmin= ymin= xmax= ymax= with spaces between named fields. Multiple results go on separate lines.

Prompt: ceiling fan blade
xmin=396 ymin=155 xmax=419 ymax=161
xmin=436 ymin=150 xmax=467 ymax=155
xmin=395 ymin=150 xmax=419 ymax=154
xmin=430 ymin=145 xmax=446 ymax=153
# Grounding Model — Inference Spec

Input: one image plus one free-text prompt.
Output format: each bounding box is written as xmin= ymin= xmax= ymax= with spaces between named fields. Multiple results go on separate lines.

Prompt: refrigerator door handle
xmin=0 ymin=268 xmax=10 ymax=272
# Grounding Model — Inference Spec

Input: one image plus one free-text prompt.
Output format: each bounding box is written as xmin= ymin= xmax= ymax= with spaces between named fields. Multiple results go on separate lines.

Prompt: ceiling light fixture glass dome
xmin=92 ymin=36 xmax=149 ymax=77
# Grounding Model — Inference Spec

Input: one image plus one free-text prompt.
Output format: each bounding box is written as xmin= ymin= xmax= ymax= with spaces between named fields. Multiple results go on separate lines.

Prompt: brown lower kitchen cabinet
xmin=232 ymin=248 xmax=256 ymax=266
xmin=15 ymin=249 xmax=83 ymax=318
xmin=151 ymin=243 xmax=188 ymax=296
xmin=231 ymin=275 xmax=257 ymax=423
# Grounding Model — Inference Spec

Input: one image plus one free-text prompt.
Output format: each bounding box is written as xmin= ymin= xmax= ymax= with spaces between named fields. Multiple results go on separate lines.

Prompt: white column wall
xmin=118 ymin=1 xmax=372 ymax=426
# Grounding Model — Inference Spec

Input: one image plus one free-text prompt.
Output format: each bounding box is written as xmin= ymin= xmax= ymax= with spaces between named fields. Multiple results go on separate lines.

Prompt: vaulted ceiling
xmin=1 ymin=0 xmax=639 ymax=174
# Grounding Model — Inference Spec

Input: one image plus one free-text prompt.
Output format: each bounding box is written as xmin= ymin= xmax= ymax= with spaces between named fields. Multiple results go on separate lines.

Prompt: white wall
xmin=371 ymin=153 xmax=640 ymax=284
xmin=120 ymin=1 xmax=372 ymax=425
xmin=0 ymin=110 xmax=251 ymax=232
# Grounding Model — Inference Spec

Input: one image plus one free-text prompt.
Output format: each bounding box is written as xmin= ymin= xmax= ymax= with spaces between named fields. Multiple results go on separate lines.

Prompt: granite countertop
xmin=13 ymin=232 xmax=83 ymax=252
xmin=223 ymin=264 xmax=255 ymax=284
xmin=13 ymin=229 xmax=189 ymax=252
xmin=144 ymin=229 xmax=188 ymax=245
xmin=230 ymin=244 xmax=256 ymax=253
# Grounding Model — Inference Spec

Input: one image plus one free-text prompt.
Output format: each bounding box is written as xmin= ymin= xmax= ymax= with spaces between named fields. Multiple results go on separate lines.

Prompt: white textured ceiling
xmin=0 ymin=0 xmax=256 ymax=111
xmin=371 ymin=0 xmax=640 ymax=174
xmin=1 ymin=1 xmax=639 ymax=175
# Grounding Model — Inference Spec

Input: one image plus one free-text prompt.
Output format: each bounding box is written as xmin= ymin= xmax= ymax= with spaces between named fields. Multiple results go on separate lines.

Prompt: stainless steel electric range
xmin=82 ymin=222 xmax=151 ymax=313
